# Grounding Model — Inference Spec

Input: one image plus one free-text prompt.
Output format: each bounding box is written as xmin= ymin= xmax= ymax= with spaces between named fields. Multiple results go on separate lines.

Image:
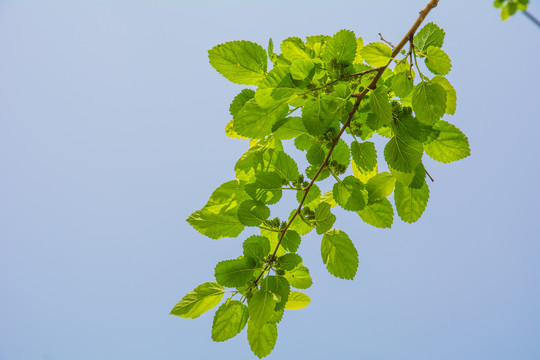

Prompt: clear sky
xmin=1 ymin=1 xmax=539 ymax=359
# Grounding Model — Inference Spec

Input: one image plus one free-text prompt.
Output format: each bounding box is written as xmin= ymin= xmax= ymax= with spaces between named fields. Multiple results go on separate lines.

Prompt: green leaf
xmin=263 ymin=150 xmax=300 ymax=182
xmin=281 ymin=230 xmax=301 ymax=253
xmin=208 ymin=40 xmax=267 ymax=85
xmin=424 ymin=120 xmax=470 ymax=163
xmin=384 ymin=135 xmax=423 ymax=173
xmin=214 ymin=259 xmax=255 ymax=287
xmin=425 ymin=46 xmax=452 ymax=75
xmin=237 ymin=200 xmax=270 ymax=227
xmin=431 ymin=76 xmax=456 ymax=115
xmin=360 ymin=42 xmax=392 ymax=66
xmin=245 ymin=172 xmax=283 ymax=205
xmin=187 ymin=210 xmax=245 ymax=240
xmin=302 ymin=94 xmax=339 ymax=136
xmin=369 ymin=86 xmax=393 ymax=125
xmin=493 ymin=0 xmax=504 ymax=8
xmin=285 ymin=291 xmax=311 ymax=310
xmin=392 ymin=71 xmax=414 ymax=98
xmin=235 ymin=138 xmax=284 ymax=181
xmin=187 ymin=180 xmax=251 ymax=238
xmin=357 ymin=198 xmax=394 ymax=228
xmin=199 ymin=180 xmax=250 ymax=215
xmin=366 ymin=172 xmax=396 ymax=203
xmin=297 ymin=183 xmax=321 ymax=208
xmin=412 ymin=81 xmax=447 ymax=125
xmin=234 ymin=99 xmax=289 ymax=139
xmin=314 ymin=202 xmax=336 ymax=235
xmin=247 ymin=320 xmax=278 ymax=359
xmin=261 ymin=228 xmax=287 ymax=258
xmin=333 ymin=175 xmax=367 ymax=211
xmin=248 ymin=288 xmax=277 ymax=328
xmin=170 ymin=282 xmax=224 ymax=319
xmin=413 ymin=23 xmax=445 ymax=53
xmin=261 ymin=276 xmax=290 ymax=311
xmin=279 ymin=253 xmax=302 ymax=271
xmin=306 ymin=143 xmax=326 ymax=165
xmin=501 ymin=2 xmax=518 ymax=20
xmin=255 ymin=67 xmax=303 ymax=108
xmin=288 ymin=209 xmax=315 ymax=236
xmin=290 ymin=59 xmax=316 ymax=80
xmin=323 ymin=29 xmax=357 ymax=64
xmin=281 ymin=36 xmax=311 ymax=61
xmin=229 ymin=89 xmax=255 ymax=116
xmin=272 ymin=116 xmax=308 ymax=140
xmin=211 ymin=300 xmax=249 ymax=342
xmin=268 ymin=308 xmax=284 ymax=324
xmin=351 ymin=141 xmax=377 ymax=172
xmin=394 ymin=180 xmax=430 ymax=223
xmin=283 ymin=264 xmax=313 ymax=289
xmin=243 ymin=235 xmax=271 ymax=263
xmin=321 ymin=229 xmax=359 ymax=280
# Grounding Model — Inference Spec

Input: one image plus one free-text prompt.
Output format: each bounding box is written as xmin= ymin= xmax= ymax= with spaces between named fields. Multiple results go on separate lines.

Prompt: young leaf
xmin=360 ymin=42 xmax=392 ymax=66
xmin=365 ymin=172 xmax=396 ymax=203
xmin=170 ymin=282 xmax=225 ymax=319
xmin=425 ymin=46 xmax=452 ymax=75
xmin=350 ymin=141 xmax=377 ymax=173
xmin=323 ymin=29 xmax=357 ymax=65
xmin=321 ymin=229 xmax=359 ymax=280
xmin=245 ymin=172 xmax=284 ymax=205
xmin=314 ymin=202 xmax=336 ymax=235
xmin=229 ymin=89 xmax=256 ymax=116
xmin=208 ymin=40 xmax=267 ymax=85
xmin=369 ymin=86 xmax=393 ymax=125
xmin=234 ymin=99 xmax=289 ymax=139
xmin=284 ymin=291 xmax=311 ymax=310
xmin=273 ymin=120 xmax=306 ymax=144
xmin=187 ymin=209 xmax=245 ymax=240
xmin=394 ymin=180 xmax=430 ymax=223
xmin=357 ymin=198 xmax=394 ymax=228
xmin=243 ymin=235 xmax=271 ymax=263
xmin=283 ymin=264 xmax=313 ymax=289
xmin=333 ymin=176 xmax=367 ymax=211
xmin=431 ymin=76 xmax=456 ymax=115
xmin=255 ymin=66 xmax=303 ymax=108
xmin=281 ymin=36 xmax=311 ymax=61
xmin=238 ymin=200 xmax=271 ymax=227
xmin=413 ymin=23 xmax=445 ymax=53
xmin=211 ymin=300 xmax=249 ymax=342
xmin=248 ymin=288 xmax=278 ymax=328
xmin=247 ymin=320 xmax=278 ymax=359
xmin=214 ymin=259 xmax=255 ymax=287
xmin=412 ymin=81 xmax=447 ymax=125
xmin=424 ymin=120 xmax=470 ymax=163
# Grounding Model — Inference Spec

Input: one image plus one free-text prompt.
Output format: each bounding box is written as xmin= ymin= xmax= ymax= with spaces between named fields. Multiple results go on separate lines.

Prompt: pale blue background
xmin=1 ymin=1 xmax=539 ymax=359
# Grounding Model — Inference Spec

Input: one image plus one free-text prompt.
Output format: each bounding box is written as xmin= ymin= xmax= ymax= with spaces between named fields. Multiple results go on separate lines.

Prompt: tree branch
xmin=251 ymin=0 xmax=440 ymax=289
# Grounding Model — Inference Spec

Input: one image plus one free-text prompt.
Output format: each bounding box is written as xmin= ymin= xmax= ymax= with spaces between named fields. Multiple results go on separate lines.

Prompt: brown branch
xmin=251 ymin=0 xmax=440 ymax=289
xmin=378 ymin=33 xmax=395 ymax=49
xmin=425 ymin=168 xmax=435 ymax=182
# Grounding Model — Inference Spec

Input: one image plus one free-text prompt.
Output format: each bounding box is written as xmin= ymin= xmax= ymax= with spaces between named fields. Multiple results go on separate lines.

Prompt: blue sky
xmin=1 ymin=1 xmax=539 ymax=359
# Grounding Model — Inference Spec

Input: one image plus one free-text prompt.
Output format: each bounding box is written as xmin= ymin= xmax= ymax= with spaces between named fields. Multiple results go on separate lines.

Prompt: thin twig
xmin=379 ymin=32 xmax=395 ymax=49
xmin=425 ymin=168 xmax=435 ymax=182
xmin=523 ymin=11 xmax=540 ymax=28
xmin=325 ymin=67 xmax=381 ymax=88
xmin=251 ymin=0 xmax=440 ymax=290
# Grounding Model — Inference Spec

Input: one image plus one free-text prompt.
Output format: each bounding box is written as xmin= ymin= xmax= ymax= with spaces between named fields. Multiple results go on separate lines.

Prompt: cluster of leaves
xmin=171 ymin=21 xmax=469 ymax=358
xmin=493 ymin=0 xmax=529 ymax=20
